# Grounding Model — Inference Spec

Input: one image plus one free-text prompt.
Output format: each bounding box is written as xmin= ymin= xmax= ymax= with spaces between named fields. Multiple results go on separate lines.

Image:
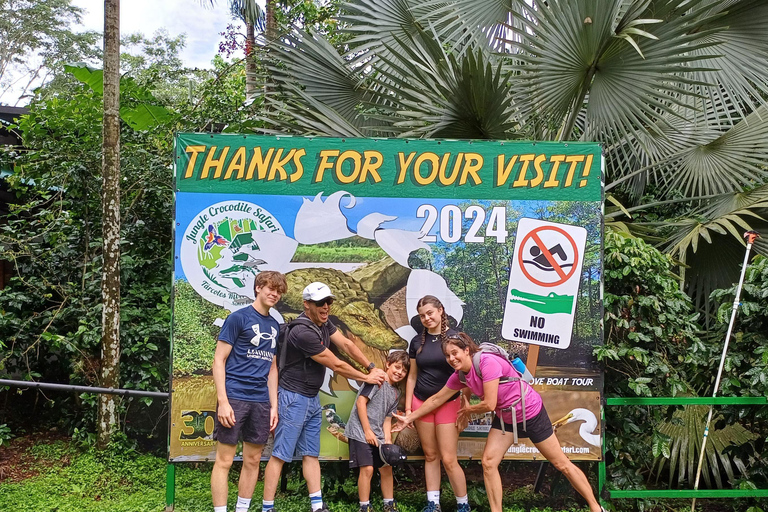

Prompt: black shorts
xmin=348 ymin=438 xmax=385 ymax=469
xmin=491 ymin=405 xmax=553 ymax=444
xmin=213 ymin=399 xmax=271 ymax=445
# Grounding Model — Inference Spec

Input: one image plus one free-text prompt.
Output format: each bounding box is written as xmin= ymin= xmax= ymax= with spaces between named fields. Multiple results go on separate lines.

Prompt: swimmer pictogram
xmin=517 ymin=225 xmax=579 ymax=287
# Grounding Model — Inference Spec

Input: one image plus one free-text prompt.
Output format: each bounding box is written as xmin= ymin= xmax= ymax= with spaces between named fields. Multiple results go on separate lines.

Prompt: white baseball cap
xmin=302 ymin=282 xmax=336 ymax=301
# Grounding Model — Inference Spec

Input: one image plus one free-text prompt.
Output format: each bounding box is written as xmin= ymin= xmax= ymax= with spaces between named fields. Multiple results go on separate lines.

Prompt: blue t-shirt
xmin=218 ymin=305 xmax=279 ymax=402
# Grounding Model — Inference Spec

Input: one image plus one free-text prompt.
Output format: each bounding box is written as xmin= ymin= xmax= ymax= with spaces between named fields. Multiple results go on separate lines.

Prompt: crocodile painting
xmin=281 ymin=267 xmax=407 ymax=371
xmin=508 ymin=288 xmax=573 ymax=315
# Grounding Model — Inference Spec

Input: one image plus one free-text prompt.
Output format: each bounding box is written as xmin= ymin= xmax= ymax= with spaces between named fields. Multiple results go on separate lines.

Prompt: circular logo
xmin=180 ymin=201 xmax=285 ymax=309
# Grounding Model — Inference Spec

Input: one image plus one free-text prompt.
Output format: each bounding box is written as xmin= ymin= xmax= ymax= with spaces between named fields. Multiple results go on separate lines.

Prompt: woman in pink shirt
xmin=396 ymin=332 xmax=605 ymax=512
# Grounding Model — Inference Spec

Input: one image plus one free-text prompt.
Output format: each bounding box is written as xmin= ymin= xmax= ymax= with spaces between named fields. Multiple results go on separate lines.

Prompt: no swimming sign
xmin=502 ymin=218 xmax=587 ymax=349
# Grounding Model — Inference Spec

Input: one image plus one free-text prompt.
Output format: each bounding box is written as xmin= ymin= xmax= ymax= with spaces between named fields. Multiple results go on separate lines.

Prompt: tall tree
xmin=202 ymin=0 xmax=264 ymax=99
xmin=0 ymin=0 xmax=99 ymax=105
xmin=97 ymin=0 xmax=121 ymax=449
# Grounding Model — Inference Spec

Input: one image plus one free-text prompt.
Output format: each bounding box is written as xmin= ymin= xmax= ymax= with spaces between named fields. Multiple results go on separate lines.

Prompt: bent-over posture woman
xmin=397 ymin=332 xmax=605 ymax=512
xmin=405 ymin=296 xmax=469 ymax=512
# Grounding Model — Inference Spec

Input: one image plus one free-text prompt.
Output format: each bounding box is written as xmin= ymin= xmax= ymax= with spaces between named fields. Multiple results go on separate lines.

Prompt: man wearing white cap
xmin=262 ymin=282 xmax=387 ymax=512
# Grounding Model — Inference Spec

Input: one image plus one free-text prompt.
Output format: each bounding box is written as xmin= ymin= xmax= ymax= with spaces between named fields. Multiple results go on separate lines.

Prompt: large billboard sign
xmin=170 ymin=134 xmax=603 ymax=462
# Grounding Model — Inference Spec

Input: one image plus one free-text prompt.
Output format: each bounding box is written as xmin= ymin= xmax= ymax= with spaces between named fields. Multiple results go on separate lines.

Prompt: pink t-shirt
xmin=446 ymin=353 xmax=542 ymax=424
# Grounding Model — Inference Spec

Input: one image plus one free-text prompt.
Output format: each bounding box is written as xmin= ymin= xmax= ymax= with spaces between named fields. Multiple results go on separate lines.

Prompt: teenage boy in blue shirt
xmin=211 ymin=270 xmax=287 ymax=512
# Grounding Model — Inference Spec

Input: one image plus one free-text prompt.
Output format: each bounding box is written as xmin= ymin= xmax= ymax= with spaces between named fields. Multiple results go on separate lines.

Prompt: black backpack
xmin=277 ymin=316 xmax=324 ymax=372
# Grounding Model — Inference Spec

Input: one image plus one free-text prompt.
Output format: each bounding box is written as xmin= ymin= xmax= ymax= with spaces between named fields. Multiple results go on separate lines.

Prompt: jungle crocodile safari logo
xmin=180 ymin=200 xmax=285 ymax=309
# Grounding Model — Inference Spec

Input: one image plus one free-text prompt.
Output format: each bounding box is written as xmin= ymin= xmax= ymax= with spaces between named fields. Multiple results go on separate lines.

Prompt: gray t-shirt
xmin=346 ymin=381 xmax=400 ymax=444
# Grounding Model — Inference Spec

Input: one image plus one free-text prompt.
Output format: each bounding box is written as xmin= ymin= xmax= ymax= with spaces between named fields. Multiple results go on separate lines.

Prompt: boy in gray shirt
xmin=346 ymin=351 xmax=410 ymax=512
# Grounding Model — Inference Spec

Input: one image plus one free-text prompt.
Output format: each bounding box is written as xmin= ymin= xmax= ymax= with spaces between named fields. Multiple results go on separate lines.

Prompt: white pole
xmin=690 ymin=231 xmax=760 ymax=512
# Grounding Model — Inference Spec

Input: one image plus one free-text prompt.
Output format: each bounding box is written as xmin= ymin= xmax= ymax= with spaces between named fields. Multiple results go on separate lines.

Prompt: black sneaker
xmin=359 ymin=504 xmax=372 ymax=512
xmin=456 ymin=503 xmax=470 ymax=512
xmin=421 ymin=502 xmax=441 ymax=512
xmin=316 ymin=504 xmax=331 ymax=512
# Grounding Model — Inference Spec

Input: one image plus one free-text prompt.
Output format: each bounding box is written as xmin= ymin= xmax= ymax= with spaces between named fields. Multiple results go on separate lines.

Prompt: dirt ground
xmin=0 ymin=432 xmax=71 ymax=483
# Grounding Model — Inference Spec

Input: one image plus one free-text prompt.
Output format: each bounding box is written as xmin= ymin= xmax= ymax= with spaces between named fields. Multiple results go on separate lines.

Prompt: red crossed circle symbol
xmin=517 ymin=225 xmax=579 ymax=287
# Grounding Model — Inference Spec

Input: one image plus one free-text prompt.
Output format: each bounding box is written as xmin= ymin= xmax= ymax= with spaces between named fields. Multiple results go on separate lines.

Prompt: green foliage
xmin=172 ymin=280 xmax=227 ymax=377
xmin=652 ymin=405 xmax=757 ymax=489
xmin=600 ymin=230 xmax=706 ymax=499
xmin=0 ymin=423 xmax=12 ymax=446
xmin=0 ymin=0 xmax=101 ymax=104
xmin=275 ymin=0 xmax=351 ymax=49
xmin=708 ymin=255 xmax=768 ymax=489
xmin=0 ymin=63 xmax=175 ymax=439
xmin=600 ymin=231 xmax=768 ymax=505
xmin=710 ymin=255 xmax=768 ymax=399
xmin=0 ymin=25 xmax=261 ymax=442
xmin=601 ymin=230 xmax=708 ymax=398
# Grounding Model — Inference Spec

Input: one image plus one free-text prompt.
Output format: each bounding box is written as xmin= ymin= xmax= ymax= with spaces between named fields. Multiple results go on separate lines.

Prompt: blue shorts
xmin=271 ymin=387 xmax=321 ymax=462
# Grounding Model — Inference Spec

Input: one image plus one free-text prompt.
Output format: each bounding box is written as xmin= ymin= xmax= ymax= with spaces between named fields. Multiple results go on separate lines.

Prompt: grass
xmin=0 ymin=436 xmax=746 ymax=512
xmin=292 ymin=246 xmax=387 ymax=263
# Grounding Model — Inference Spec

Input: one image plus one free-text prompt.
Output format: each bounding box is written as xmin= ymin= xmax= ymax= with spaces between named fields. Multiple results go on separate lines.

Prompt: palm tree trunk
xmin=98 ymin=0 xmax=121 ymax=450
xmin=265 ymin=0 xmax=277 ymax=42
xmin=245 ymin=20 xmax=258 ymax=100
xmin=262 ymin=0 xmax=277 ymax=102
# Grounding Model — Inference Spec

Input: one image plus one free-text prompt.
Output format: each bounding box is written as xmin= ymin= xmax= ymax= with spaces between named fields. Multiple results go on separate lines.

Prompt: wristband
xmin=367 ymin=362 xmax=376 ymax=370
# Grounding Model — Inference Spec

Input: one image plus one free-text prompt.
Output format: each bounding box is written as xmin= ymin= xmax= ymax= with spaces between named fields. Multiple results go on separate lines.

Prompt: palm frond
xmin=201 ymin=0 xmax=264 ymax=28
xmin=686 ymin=0 xmax=768 ymax=121
xmin=607 ymin=101 xmax=768 ymax=200
xmin=662 ymin=105 xmax=768 ymax=197
xmin=653 ymin=405 xmax=757 ymax=488
xmin=371 ymin=30 xmax=520 ymax=139
xmin=658 ymin=186 xmax=768 ymax=312
xmin=497 ymin=0 xmax=720 ymax=145
xmin=414 ymin=0 xmax=517 ymax=51
xmin=341 ymin=0 xmax=433 ymax=69
xmin=262 ymin=29 xmax=384 ymax=137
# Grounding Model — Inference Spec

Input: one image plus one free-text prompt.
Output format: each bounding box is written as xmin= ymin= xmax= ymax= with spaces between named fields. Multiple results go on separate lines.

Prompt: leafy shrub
xmin=0 ymin=77 xmax=173 ymax=441
xmin=0 ymin=423 xmax=12 ymax=446
xmin=598 ymin=231 xmax=709 ymax=502
xmin=709 ymin=255 xmax=768 ymax=493
xmin=600 ymin=230 xmax=709 ymax=399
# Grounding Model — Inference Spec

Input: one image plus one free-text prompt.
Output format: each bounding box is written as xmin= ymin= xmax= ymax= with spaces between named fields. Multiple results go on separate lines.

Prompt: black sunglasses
xmin=312 ymin=298 xmax=334 ymax=307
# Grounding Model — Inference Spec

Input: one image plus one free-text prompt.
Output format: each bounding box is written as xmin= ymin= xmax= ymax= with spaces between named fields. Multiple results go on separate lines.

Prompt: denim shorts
xmin=271 ymin=387 xmax=321 ymax=462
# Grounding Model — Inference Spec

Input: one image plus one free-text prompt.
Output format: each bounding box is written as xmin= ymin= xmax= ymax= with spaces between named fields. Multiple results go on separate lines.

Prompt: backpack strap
xmin=458 ymin=352 xmax=482 ymax=385
xmin=472 ymin=352 xmax=530 ymax=444
xmin=279 ymin=317 xmax=324 ymax=372
xmin=458 ymin=350 xmax=533 ymax=443
xmin=459 ymin=351 xmax=517 ymax=385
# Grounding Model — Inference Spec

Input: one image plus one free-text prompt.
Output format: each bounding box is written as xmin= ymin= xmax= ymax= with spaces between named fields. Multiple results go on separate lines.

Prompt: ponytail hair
xmin=416 ymin=295 xmax=448 ymax=356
